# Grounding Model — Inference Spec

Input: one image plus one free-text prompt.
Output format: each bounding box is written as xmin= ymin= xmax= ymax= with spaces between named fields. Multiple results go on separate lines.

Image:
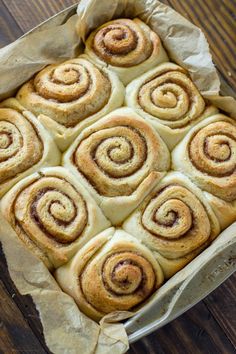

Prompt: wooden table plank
xmin=2 ymin=0 xmax=78 ymax=32
xmin=163 ymin=0 xmax=236 ymax=91
xmin=0 ymin=1 xmax=235 ymax=354
xmin=0 ymin=247 xmax=51 ymax=353
xmin=204 ymin=274 xmax=236 ymax=348
xmin=0 ymin=279 xmax=46 ymax=353
xmin=0 ymin=1 xmax=22 ymax=47
xmin=130 ymin=297 xmax=236 ymax=354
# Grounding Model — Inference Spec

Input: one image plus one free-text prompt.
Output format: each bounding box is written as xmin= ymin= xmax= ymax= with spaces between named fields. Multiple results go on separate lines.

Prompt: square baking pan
xmin=2 ymin=2 xmax=236 ymax=346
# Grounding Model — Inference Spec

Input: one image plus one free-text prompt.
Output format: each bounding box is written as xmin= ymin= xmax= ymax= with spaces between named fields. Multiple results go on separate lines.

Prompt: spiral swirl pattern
xmin=73 ymin=112 xmax=170 ymax=197
xmin=0 ymin=108 xmax=43 ymax=184
xmin=172 ymin=116 xmax=236 ymax=202
xmin=17 ymin=58 xmax=111 ymax=127
xmin=141 ymin=184 xmax=213 ymax=258
xmin=80 ymin=250 xmax=156 ymax=313
xmin=91 ymin=18 xmax=154 ymax=67
xmin=55 ymin=229 xmax=164 ymax=320
xmin=14 ymin=175 xmax=88 ymax=246
xmin=189 ymin=121 xmax=236 ymax=179
xmin=137 ymin=63 xmax=205 ymax=128
xmin=35 ymin=63 xmax=92 ymax=103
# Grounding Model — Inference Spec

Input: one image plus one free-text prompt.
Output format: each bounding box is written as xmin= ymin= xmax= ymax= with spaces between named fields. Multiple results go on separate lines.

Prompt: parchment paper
xmin=0 ymin=14 xmax=81 ymax=100
xmin=0 ymin=213 xmax=128 ymax=354
xmin=76 ymin=0 xmax=236 ymax=116
xmin=0 ymin=1 xmax=235 ymax=354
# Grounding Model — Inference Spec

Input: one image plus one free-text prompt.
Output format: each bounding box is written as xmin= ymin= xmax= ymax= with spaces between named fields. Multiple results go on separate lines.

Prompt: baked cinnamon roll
xmin=126 ymin=63 xmax=218 ymax=149
xmin=63 ymin=108 xmax=170 ymax=224
xmin=55 ymin=228 xmax=164 ymax=321
xmin=1 ymin=167 xmax=110 ymax=269
xmin=123 ymin=172 xmax=220 ymax=278
xmin=203 ymin=192 xmax=236 ymax=230
xmin=172 ymin=115 xmax=236 ymax=229
xmin=172 ymin=114 xmax=236 ymax=201
xmin=0 ymin=98 xmax=60 ymax=197
xmin=85 ymin=18 xmax=168 ymax=85
xmin=16 ymin=55 xmax=124 ymax=150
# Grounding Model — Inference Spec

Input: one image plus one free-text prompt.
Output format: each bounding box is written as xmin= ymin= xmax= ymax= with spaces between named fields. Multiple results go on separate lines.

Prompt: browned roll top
xmin=80 ymin=249 xmax=157 ymax=313
xmin=141 ymin=184 xmax=213 ymax=258
xmin=16 ymin=58 xmax=112 ymax=128
xmin=14 ymin=176 xmax=88 ymax=245
xmin=189 ymin=121 xmax=236 ymax=179
xmin=92 ymin=18 xmax=154 ymax=67
xmin=55 ymin=228 xmax=164 ymax=320
xmin=137 ymin=64 xmax=205 ymax=128
xmin=73 ymin=112 xmax=169 ymax=197
xmin=0 ymin=108 xmax=43 ymax=184
xmin=172 ymin=115 xmax=236 ymax=202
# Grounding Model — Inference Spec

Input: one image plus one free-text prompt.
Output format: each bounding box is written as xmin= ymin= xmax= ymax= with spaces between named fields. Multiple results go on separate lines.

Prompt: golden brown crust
xmin=2 ymin=15 xmax=234 ymax=325
xmin=127 ymin=63 xmax=205 ymax=129
xmin=125 ymin=63 xmax=218 ymax=150
xmin=123 ymin=172 xmax=220 ymax=276
xmin=55 ymin=228 xmax=164 ymax=321
xmin=126 ymin=63 xmax=206 ymax=129
xmin=138 ymin=64 xmax=205 ymax=127
xmin=85 ymin=18 xmax=168 ymax=84
xmin=1 ymin=167 xmax=110 ymax=269
xmin=73 ymin=112 xmax=169 ymax=197
xmin=63 ymin=108 xmax=170 ymax=224
xmin=0 ymin=107 xmax=43 ymax=185
xmin=16 ymin=57 xmax=112 ymax=128
xmin=140 ymin=185 xmax=210 ymax=257
xmin=91 ymin=18 xmax=155 ymax=67
xmin=0 ymin=99 xmax=61 ymax=197
xmin=188 ymin=121 xmax=235 ymax=184
xmin=172 ymin=114 xmax=236 ymax=202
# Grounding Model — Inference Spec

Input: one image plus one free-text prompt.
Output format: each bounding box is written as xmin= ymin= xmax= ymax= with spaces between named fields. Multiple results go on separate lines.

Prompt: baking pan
xmin=3 ymin=3 xmax=236 ymax=345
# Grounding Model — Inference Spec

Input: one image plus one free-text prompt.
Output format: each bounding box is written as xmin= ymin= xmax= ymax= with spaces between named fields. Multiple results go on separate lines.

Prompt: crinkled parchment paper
xmin=0 ymin=1 xmax=235 ymax=353
xmin=0 ymin=14 xmax=81 ymax=100
xmin=0 ymin=214 xmax=129 ymax=354
xmin=76 ymin=0 xmax=236 ymax=116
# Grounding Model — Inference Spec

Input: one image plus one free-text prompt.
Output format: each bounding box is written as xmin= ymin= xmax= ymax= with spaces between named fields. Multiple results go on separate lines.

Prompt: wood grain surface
xmin=0 ymin=1 xmax=235 ymax=353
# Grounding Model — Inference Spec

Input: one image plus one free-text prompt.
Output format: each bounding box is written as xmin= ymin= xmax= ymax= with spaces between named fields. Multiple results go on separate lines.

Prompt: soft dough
xmin=16 ymin=55 xmax=124 ymax=151
xmin=1 ymin=167 xmax=110 ymax=269
xmin=85 ymin=18 xmax=168 ymax=85
xmin=125 ymin=63 xmax=218 ymax=150
xmin=55 ymin=228 xmax=164 ymax=321
xmin=0 ymin=98 xmax=60 ymax=197
xmin=172 ymin=114 xmax=236 ymax=202
xmin=63 ymin=107 xmax=170 ymax=225
xmin=123 ymin=172 xmax=221 ymax=278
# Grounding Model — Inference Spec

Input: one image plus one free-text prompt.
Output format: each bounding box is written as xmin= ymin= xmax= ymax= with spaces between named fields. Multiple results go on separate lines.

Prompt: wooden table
xmin=0 ymin=1 xmax=235 ymax=353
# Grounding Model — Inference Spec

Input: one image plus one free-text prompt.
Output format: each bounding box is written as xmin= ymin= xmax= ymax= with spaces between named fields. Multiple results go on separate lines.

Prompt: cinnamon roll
xmin=172 ymin=114 xmax=236 ymax=202
xmin=1 ymin=167 xmax=110 ymax=269
xmin=123 ymin=172 xmax=220 ymax=278
xmin=16 ymin=55 xmax=124 ymax=151
xmin=55 ymin=228 xmax=164 ymax=321
xmin=125 ymin=63 xmax=218 ymax=150
xmin=0 ymin=98 xmax=60 ymax=198
xmin=63 ymin=108 xmax=170 ymax=225
xmin=85 ymin=18 xmax=168 ymax=85
xmin=203 ymin=192 xmax=236 ymax=230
